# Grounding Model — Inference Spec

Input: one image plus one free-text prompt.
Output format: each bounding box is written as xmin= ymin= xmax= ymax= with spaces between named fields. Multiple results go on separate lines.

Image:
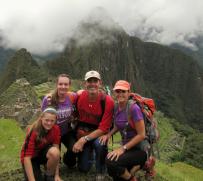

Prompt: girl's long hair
xmin=51 ymin=74 xmax=71 ymax=107
xmin=26 ymin=111 xmax=56 ymax=144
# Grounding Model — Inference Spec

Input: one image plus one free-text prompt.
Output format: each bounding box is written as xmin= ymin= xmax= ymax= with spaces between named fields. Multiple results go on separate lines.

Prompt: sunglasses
xmin=115 ymin=89 xmax=128 ymax=93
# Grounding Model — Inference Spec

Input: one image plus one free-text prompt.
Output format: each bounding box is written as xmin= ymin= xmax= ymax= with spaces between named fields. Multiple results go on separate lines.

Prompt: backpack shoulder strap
xmin=126 ymin=100 xmax=137 ymax=129
xmin=99 ymin=93 xmax=106 ymax=122
xmin=100 ymin=93 xmax=106 ymax=114
xmin=114 ymin=102 xmax=119 ymax=115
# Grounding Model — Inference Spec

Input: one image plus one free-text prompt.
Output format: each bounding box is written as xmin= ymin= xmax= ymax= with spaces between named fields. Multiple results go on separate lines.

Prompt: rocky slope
xmin=0 ymin=78 xmax=40 ymax=127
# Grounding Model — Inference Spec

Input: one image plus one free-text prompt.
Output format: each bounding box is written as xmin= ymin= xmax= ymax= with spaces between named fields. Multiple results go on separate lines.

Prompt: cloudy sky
xmin=0 ymin=0 xmax=203 ymax=55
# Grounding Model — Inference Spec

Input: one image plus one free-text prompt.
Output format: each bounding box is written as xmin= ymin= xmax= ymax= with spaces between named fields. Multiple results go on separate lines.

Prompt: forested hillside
xmin=44 ymin=21 xmax=203 ymax=131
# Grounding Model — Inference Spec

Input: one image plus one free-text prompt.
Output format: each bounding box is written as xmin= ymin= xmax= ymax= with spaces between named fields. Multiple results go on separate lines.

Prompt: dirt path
xmin=0 ymin=164 xmax=113 ymax=181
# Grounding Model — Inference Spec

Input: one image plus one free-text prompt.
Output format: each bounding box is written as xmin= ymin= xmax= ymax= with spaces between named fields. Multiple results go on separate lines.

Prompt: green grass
xmin=0 ymin=119 xmax=25 ymax=173
xmin=34 ymin=81 xmax=55 ymax=100
xmin=154 ymin=111 xmax=185 ymax=162
xmin=156 ymin=161 xmax=203 ymax=181
xmin=0 ymin=108 xmax=203 ymax=180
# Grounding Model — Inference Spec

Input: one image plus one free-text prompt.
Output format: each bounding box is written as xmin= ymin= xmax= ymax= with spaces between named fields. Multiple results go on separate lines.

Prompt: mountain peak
xmin=70 ymin=7 xmax=125 ymax=46
xmin=0 ymin=49 xmax=48 ymax=94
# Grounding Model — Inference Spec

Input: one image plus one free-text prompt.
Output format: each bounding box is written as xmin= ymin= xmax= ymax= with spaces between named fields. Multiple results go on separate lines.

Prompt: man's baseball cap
xmin=84 ymin=70 xmax=101 ymax=81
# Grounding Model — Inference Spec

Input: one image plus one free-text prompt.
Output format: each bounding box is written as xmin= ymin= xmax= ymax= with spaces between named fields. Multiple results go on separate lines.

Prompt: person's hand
xmin=55 ymin=175 xmax=63 ymax=181
xmin=99 ymin=134 xmax=110 ymax=145
xmin=72 ymin=137 xmax=86 ymax=153
xmin=46 ymin=93 xmax=52 ymax=105
xmin=107 ymin=147 xmax=125 ymax=161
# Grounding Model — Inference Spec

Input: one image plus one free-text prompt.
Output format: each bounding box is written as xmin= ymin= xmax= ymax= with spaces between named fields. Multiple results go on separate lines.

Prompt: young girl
xmin=20 ymin=107 xmax=62 ymax=181
xmin=100 ymin=80 xmax=147 ymax=181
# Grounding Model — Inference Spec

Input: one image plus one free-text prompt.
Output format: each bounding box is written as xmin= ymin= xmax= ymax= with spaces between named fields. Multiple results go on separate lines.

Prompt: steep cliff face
xmin=140 ymin=43 xmax=203 ymax=130
xmin=0 ymin=48 xmax=48 ymax=94
xmin=46 ymin=22 xmax=203 ymax=131
xmin=0 ymin=47 xmax=14 ymax=73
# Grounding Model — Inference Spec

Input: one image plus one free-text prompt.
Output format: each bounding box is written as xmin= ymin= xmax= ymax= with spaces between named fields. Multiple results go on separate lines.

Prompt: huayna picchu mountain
xmin=45 ymin=20 xmax=203 ymax=131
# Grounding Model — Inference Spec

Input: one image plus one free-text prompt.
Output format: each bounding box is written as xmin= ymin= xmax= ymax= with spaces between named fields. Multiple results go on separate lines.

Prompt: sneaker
xmin=95 ymin=174 xmax=105 ymax=181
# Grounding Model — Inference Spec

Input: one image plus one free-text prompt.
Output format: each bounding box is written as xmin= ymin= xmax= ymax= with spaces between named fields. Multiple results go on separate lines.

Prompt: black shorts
xmin=22 ymin=145 xmax=53 ymax=181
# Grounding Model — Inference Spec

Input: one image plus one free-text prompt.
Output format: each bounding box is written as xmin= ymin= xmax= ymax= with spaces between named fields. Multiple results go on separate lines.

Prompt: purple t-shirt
xmin=114 ymin=103 xmax=143 ymax=144
xmin=41 ymin=94 xmax=76 ymax=136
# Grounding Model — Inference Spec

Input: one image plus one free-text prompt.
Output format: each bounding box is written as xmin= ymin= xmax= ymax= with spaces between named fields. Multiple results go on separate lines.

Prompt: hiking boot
xmin=44 ymin=174 xmax=54 ymax=181
xmin=143 ymin=156 xmax=156 ymax=171
xmin=95 ymin=174 xmax=105 ymax=181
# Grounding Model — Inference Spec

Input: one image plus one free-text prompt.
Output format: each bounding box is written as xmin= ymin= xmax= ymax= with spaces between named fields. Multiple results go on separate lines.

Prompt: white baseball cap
xmin=84 ymin=70 xmax=101 ymax=81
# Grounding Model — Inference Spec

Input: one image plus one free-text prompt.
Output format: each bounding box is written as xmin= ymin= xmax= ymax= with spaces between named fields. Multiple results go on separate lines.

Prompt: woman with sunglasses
xmin=100 ymin=80 xmax=147 ymax=181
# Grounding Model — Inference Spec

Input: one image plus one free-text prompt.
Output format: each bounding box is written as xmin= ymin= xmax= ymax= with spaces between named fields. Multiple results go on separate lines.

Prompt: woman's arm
xmin=107 ymin=120 xmax=145 ymax=161
xmin=24 ymin=157 xmax=35 ymax=181
xmin=99 ymin=125 xmax=119 ymax=145
xmin=122 ymin=119 xmax=145 ymax=150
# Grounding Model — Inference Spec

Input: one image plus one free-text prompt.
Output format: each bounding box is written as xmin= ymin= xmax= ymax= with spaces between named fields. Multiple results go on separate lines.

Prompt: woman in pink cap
xmin=100 ymin=80 xmax=147 ymax=181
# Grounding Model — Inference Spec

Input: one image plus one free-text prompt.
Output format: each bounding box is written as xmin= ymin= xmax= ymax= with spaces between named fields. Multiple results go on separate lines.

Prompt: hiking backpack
xmin=127 ymin=93 xmax=160 ymax=157
xmin=113 ymin=92 xmax=159 ymax=157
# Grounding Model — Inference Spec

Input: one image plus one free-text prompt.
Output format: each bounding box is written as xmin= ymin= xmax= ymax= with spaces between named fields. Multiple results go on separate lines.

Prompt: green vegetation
xmin=182 ymin=132 xmax=203 ymax=169
xmin=156 ymin=161 xmax=203 ymax=181
xmin=0 ymin=48 xmax=48 ymax=94
xmin=34 ymin=79 xmax=83 ymax=101
xmin=155 ymin=112 xmax=185 ymax=162
xmin=0 ymin=119 xmax=25 ymax=174
xmin=34 ymin=81 xmax=55 ymax=100
xmin=0 ymin=112 xmax=203 ymax=180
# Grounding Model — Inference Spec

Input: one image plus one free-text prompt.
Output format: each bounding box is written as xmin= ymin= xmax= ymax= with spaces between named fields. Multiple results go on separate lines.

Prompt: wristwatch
xmin=84 ymin=136 xmax=91 ymax=142
xmin=123 ymin=145 xmax=128 ymax=152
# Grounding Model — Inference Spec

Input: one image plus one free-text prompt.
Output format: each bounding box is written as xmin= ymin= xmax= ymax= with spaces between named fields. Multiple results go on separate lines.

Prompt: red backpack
xmin=127 ymin=93 xmax=159 ymax=145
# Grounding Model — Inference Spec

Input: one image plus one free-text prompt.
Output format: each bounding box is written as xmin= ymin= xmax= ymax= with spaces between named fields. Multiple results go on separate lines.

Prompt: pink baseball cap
xmin=113 ymin=80 xmax=131 ymax=91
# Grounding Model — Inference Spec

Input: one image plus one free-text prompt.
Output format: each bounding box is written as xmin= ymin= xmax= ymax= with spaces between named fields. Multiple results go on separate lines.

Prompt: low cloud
xmin=0 ymin=0 xmax=203 ymax=55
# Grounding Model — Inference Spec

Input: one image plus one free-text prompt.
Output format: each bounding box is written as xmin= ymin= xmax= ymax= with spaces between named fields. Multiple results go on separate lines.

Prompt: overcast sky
xmin=0 ymin=0 xmax=203 ymax=55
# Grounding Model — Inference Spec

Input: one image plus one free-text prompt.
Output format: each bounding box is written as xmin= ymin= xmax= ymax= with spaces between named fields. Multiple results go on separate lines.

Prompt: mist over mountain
xmin=45 ymin=20 xmax=203 ymax=131
xmin=170 ymin=37 xmax=203 ymax=68
xmin=0 ymin=10 xmax=203 ymax=131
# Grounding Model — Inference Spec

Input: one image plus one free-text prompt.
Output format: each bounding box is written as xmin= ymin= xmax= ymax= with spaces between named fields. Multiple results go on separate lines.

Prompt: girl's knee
xmin=47 ymin=146 xmax=60 ymax=160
